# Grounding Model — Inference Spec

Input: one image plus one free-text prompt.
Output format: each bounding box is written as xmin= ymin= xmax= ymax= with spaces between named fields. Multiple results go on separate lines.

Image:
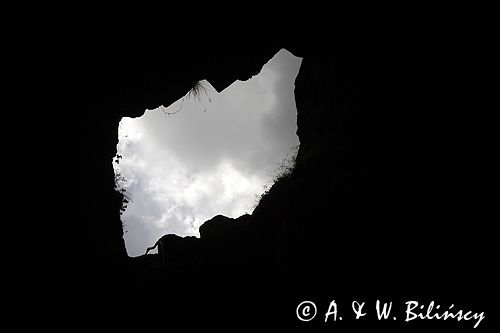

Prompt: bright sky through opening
xmin=113 ymin=49 xmax=302 ymax=256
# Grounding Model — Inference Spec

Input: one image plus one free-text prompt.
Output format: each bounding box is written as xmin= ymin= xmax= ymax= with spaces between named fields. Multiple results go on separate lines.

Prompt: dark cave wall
xmin=80 ymin=41 xmax=493 ymax=294
xmin=76 ymin=38 xmax=495 ymax=331
xmin=72 ymin=8 xmax=496 ymax=326
xmin=251 ymin=50 xmax=494 ymax=294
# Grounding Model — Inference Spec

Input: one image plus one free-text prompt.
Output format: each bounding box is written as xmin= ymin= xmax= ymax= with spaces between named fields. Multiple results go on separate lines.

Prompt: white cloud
xmin=114 ymin=49 xmax=302 ymax=256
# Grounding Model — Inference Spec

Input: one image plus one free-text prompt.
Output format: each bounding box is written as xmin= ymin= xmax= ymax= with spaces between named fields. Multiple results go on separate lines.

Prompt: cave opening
xmin=112 ymin=49 xmax=302 ymax=257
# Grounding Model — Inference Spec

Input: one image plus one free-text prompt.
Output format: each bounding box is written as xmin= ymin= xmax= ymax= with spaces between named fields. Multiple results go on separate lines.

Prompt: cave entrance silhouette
xmin=112 ymin=49 xmax=302 ymax=257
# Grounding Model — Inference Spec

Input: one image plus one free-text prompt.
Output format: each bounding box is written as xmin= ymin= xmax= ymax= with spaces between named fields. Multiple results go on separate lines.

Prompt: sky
xmin=113 ymin=49 xmax=302 ymax=257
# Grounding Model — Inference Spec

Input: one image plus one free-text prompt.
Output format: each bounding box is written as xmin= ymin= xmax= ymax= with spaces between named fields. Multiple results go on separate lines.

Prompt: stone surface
xmin=76 ymin=32 xmax=493 ymax=329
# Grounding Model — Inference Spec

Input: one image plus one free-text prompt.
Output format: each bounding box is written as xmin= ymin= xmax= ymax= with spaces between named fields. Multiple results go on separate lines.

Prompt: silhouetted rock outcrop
xmin=78 ymin=33 xmax=493 ymax=329
xmin=199 ymin=215 xmax=235 ymax=241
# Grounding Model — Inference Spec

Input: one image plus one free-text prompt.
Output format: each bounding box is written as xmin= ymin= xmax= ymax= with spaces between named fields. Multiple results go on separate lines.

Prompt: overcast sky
xmin=113 ymin=49 xmax=302 ymax=256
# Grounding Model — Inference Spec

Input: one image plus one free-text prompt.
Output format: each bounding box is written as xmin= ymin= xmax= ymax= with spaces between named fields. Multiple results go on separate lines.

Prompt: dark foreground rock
xmin=76 ymin=26 xmax=494 ymax=330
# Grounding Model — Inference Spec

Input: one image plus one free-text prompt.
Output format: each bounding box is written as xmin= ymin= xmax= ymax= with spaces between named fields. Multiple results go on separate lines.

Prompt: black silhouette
xmin=76 ymin=20 xmax=494 ymax=330
xmin=144 ymin=240 xmax=162 ymax=256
